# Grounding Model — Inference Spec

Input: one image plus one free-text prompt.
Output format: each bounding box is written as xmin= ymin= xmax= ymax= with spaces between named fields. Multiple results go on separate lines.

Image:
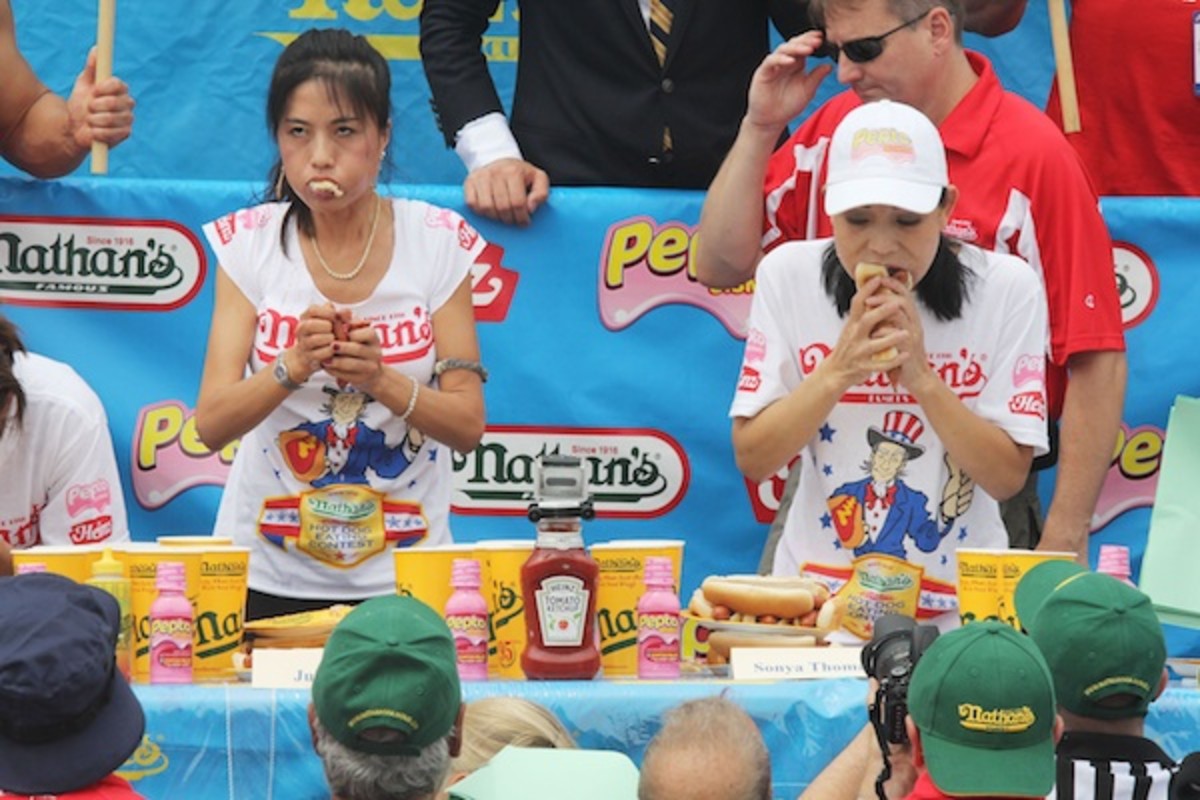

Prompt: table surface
xmin=115 ymin=679 xmax=1200 ymax=800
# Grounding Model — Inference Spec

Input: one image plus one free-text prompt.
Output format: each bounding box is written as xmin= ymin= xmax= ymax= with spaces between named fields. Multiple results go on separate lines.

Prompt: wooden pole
xmin=90 ymin=0 xmax=116 ymax=174
xmin=1047 ymin=0 xmax=1080 ymax=133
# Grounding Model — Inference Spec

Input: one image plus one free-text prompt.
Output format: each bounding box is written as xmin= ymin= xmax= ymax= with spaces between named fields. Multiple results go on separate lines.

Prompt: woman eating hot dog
xmin=729 ymin=100 xmax=1049 ymax=640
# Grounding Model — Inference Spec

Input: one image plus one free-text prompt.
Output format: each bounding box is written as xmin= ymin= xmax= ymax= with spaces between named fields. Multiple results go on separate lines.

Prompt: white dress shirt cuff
xmin=454 ymin=113 xmax=524 ymax=173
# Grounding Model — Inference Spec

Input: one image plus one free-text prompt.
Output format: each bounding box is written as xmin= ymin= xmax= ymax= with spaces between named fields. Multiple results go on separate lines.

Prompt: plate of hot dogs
xmin=683 ymin=574 xmax=844 ymax=639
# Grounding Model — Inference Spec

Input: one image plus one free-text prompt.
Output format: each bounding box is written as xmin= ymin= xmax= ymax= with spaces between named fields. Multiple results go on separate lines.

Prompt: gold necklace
xmin=311 ymin=195 xmax=382 ymax=281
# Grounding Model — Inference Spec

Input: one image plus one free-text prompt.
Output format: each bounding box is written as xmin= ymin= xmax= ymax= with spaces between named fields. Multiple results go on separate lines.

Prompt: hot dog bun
xmin=854 ymin=262 xmax=913 ymax=362
xmin=706 ymin=631 xmax=819 ymax=665
xmin=700 ymin=575 xmax=818 ymax=619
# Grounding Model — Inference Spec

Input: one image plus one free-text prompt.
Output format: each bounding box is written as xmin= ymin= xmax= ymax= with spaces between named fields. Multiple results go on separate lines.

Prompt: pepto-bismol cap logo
xmin=452 ymin=424 xmax=690 ymax=519
xmin=0 ymin=214 xmax=206 ymax=310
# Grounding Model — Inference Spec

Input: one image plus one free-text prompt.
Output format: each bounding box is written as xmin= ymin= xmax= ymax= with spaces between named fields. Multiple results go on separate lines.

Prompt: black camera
xmin=861 ymin=614 xmax=939 ymax=746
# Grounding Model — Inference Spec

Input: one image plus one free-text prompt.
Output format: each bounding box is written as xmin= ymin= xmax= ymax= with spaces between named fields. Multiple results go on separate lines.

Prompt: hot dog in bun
xmin=688 ymin=575 xmax=843 ymax=630
xmin=854 ymin=262 xmax=913 ymax=362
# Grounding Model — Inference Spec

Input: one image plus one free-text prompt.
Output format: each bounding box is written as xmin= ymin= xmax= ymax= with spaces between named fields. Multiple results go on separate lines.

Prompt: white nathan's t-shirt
xmin=730 ymin=239 xmax=1049 ymax=638
xmin=0 ymin=352 xmax=129 ymax=550
xmin=201 ymin=199 xmax=486 ymax=600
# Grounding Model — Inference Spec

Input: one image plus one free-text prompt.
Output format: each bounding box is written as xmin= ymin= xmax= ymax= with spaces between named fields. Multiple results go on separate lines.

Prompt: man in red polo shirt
xmin=697 ymin=0 xmax=1125 ymax=566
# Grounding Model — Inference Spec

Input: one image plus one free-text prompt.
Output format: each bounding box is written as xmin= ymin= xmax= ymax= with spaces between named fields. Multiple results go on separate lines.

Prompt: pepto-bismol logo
xmin=0 ymin=214 xmax=206 ymax=310
xmin=451 ymin=424 xmax=690 ymax=519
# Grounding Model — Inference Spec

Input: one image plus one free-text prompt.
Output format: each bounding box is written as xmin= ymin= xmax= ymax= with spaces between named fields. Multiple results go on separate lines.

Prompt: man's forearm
xmin=2 ymin=91 xmax=87 ymax=178
xmin=694 ymin=117 xmax=780 ymax=288
xmin=1039 ymin=350 xmax=1127 ymax=561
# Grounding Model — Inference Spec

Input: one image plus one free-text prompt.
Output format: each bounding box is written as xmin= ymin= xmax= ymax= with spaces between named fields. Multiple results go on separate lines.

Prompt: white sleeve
xmin=729 ymin=252 xmax=805 ymax=420
xmin=38 ymin=389 xmax=130 ymax=546
xmin=976 ymin=256 xmax=1051 ymax=456
xmin=454 ymin=112 xmax=524 ymax=173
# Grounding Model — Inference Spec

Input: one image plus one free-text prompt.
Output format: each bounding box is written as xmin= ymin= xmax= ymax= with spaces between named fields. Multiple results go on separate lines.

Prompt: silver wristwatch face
xmin=274 ymin=357 xmax=296 ymax=389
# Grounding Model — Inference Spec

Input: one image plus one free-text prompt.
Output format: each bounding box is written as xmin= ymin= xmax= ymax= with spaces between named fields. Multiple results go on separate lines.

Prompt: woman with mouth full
xmin=195 ymin=28 xmax=487 ymax=621
xmin=729 ymin=100 xmax=1049 ymax=642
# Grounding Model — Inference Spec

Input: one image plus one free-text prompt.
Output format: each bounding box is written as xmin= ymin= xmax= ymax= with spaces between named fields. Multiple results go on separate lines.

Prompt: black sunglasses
xmin=816 ymin=8 xmax=932 ymax=64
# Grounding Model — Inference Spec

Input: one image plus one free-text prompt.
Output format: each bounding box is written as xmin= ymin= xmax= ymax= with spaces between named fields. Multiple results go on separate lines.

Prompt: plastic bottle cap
xmin=451 ymin=558 xmax=482 ymax=588
xmin=91 ymin=548 xmax=124 ymax=578
xmin=155 ymin=560 xmax=187 ymax=591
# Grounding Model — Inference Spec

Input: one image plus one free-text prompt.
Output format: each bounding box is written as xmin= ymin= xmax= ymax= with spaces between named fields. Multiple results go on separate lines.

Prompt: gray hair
xmin=638 ymin=696 xmax=771 ymax=800
xmin=808 ymin=0 xmax=965 ymax=43
xmin=313 ymin=717 xmax=452 ymax=800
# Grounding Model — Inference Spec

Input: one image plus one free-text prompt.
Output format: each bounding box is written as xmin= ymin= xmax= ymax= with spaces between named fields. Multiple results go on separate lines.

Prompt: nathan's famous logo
xmin=597 ymin=216 xmax=754 ymax=339
xmin=958 ymin=704 xmax=1036 ymax=733
xmin=263 ymin=0 xmax=519 ymax=62
xmin=1112 ymin=241 xmax=1159 ymax=330
xmin=800 ymin=343 xmax=988 ymax=404
xmin=470 ymin=242 xmax=519 ymax=322
xmin=117 ymin=735 xmax=169 ymax=781
xmin=0 ymin=215 xmax=206 ymax=310
xmin=452 ymin=425 xmax=690 ymax=519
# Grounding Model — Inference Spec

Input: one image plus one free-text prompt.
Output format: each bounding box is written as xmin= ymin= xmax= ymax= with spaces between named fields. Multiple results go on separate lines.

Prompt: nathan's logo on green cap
xmin=958 ymin=703 xmax=1036 ymax=733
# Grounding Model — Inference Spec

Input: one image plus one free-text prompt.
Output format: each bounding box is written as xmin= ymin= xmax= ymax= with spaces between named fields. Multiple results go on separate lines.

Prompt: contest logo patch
xmin=0 ymin=214 xmax=206 ymax=310
xmin=451 ymin=424 xmax=690 ymax=518
xmin=1112 ymin=241 xmax=1159 ymax=329
xmin=597 ymin=216 xmax=753 ymax=339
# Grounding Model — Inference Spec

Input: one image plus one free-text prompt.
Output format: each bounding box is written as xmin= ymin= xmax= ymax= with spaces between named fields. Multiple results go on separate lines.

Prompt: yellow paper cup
xmin=10 ymin=544 xmax=110 ymax=582
xmin=957 ymin=548 xmax=1076 ymax=629
xmin=394 ymin=544 xmax=477 ymax=616
xmin=473 ymin=539 xmax=535 ymax=680
xmin=193 ymin=546 xmax=250 ymax=683
xmin=156 ymin=536 xmax=234 ymax=547
xmin=590 ymin=539 xmax=684 ymax=677
xmin=955 ymin=548 xmax=1002 ymax=626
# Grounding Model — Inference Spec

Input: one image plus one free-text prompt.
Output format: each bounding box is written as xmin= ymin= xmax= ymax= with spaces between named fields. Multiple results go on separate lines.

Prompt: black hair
xmin=0 ymin=314 xmax=27 ymax=436
xmin=820 ymin=235 xmax=973 ymax=321
xmin=263 ymin=28 xmax=392 ymax=247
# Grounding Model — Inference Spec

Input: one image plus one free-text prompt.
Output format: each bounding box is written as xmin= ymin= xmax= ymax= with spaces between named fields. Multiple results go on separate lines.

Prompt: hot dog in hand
xmin=855 ymin=262 xmax=913 ymax=362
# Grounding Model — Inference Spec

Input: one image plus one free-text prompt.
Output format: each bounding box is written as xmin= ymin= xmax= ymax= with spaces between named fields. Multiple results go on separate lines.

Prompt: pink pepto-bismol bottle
xmin=637 ymin=556 xmax=681 ymax=680
xmin=149 ymin=561 xmax=193 ymax=684
xmin=445 ymin=558 xmax=489 ymax=681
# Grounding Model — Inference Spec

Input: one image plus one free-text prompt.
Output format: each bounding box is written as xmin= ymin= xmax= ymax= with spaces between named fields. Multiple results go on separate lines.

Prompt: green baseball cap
xmin=1014 ymin=561 xmax=1166 ymax=720
xmin=312 ymin=595 xmax=462 ymax=757
xmin=909 ymin=621 xmax=1056 ymax=798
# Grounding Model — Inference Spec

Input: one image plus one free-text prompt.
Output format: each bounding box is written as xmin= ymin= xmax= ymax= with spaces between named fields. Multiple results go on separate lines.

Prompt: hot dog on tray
xmin=687 ymin=574 xmax=843 ymax=630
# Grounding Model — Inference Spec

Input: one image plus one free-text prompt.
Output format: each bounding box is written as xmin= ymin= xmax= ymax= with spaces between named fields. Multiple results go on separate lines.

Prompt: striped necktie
xmin=649 ymin=0 xmax=674 ymax=66
xmin=649 ymin=0 xmax=675 ymax=151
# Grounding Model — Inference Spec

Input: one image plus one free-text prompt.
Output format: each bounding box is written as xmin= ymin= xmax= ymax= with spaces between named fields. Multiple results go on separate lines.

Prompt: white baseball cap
xmin=823 ymin=100 xmax=948 ymax=216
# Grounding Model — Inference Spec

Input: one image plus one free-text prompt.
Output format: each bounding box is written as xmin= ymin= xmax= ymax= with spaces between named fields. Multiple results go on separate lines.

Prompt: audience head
xmin=907 ymin=621 xmax=1059 ymax=798
xmin=1015 ymin=561 xmax=1168 ymax=721
xmin=264 ymin=27 xmax=392 ymax=236
xmin=809 ymin=0 xmax=965 ymax=44
xmin=638 ymin=695 xmax=771 ymax=800
xmin=0 ymin=573 xmax=146 ymax=795
xmin=447 ymin=696 xmax=575 ymax=782
xmin=0 ymin=313 xmax=26 ymax=437
xmin=310 ymin=595 xmax=463 ymax=800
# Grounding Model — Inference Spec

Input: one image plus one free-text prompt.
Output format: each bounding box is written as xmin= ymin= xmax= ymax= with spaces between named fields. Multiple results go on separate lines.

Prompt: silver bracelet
xmin=433 ymin=358 xmax=488 ymax=383
xmin=400 ymin=374 xmax=420 ymax=422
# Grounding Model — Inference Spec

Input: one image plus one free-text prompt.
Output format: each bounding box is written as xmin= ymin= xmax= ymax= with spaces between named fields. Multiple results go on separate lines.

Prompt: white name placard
xmin=251 ymin=647 xmax=325 ymax=689
xmin=730 ymin=646 xmax=865 ymax=681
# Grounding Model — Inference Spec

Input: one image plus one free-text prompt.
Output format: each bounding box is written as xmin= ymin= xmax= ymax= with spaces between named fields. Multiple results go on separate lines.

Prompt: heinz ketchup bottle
xmin=519 ymin=455 xmax=601 ymax=680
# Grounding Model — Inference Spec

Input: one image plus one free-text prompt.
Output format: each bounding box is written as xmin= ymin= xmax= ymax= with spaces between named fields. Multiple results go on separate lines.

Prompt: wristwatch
xmin=272 ymin=355 xmax=303 ymax=391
